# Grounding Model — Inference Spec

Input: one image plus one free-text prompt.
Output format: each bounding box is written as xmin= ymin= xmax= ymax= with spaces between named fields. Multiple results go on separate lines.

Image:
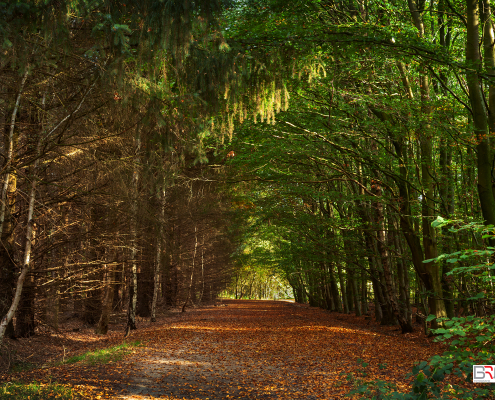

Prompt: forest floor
xmin=0 ymin=300 xmax=446 ymax=399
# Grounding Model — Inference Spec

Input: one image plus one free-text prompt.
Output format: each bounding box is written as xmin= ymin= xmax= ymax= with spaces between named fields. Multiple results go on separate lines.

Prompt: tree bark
xmin=0 ymin=142 xmax=39 ymax=343
xmin=0 ymin=68 xmax=29 ymax=239
xmin=182 ymin=224 xmax=198 ymax=312
xmin=466 ymin=0 xmax=495 ymax=226
xmin=125 ymin=128 xmax=141 ymax=335
xmin=95 ymin=262 xmax=115 ymax=335
xmin=151 ymin=189 xmax=165 ymax=322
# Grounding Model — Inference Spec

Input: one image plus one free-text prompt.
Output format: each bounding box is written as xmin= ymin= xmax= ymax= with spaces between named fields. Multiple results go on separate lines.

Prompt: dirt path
xmin=3 ymin=300 xmax=445 ymax=399
xmin=109 ymin=301 xmax=441 ymax=399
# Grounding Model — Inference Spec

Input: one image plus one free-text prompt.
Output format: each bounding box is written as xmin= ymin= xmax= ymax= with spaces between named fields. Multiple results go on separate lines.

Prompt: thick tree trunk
xmin=361 ymin=273 xmax=368 ymax=315
xmin=46 ymin=274 xmax=60 ymax=331
xmin=439 ymin=141 xmax=455 ymax=319
xmin=151 ymin=242 xmax=162 ymax=321
xmin=395 ymin=232 xmax=412 ymax=328
xmin=420 ymin=77 xmax=447 ymax=327
xmin=374 ymin=184 xmax=413 ymax=332
xmin=350 ymin=270 xmax=362 ymax=316
xmin=16 ymin=273 xmax=35 ymax=338
xmin=0 ymin=170 xmax=17 ymax=339
xmin=466 ymin=0 xmax=495 ymax=226
xmin=95 ymin=266 xmax=115 ymax=335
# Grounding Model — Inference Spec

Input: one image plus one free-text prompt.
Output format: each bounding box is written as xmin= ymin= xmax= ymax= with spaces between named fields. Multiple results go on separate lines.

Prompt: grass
xmin=9 ymin=361 xmax=36 ymax=373
xmin=59 ymin=340 xmax=142 ymax=365
xmin=0 ymin=341 xmax=143 ymax=399
xmin=0 ymin=381 xmax=75 ymax=400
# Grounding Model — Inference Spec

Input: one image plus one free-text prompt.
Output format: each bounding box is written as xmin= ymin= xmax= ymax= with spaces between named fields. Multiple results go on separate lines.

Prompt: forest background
xmin=2 ymin=0 xmax=495 ymax=398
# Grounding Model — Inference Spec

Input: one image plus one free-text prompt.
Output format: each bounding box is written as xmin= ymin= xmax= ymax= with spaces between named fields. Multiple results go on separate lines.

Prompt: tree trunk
xmin=125 ymin=129 xmax=141 ymax=335
xmin=328 ymin=262 xmax=342 ymax=312
xmin=16 ymin=273 xmax=35 ymax=338
xmin=466 ymin=0 xmax=495 ymax=226
xmin=182 ymin=224 xmax=198 ymax=312
xmin=152 ymin=187 xmax=166 ymax=322
xmin=0 ymin=68 xmax=29 ymax=239
xmin=337 ymin=264 xmax=349 ymax=313
xmin=0 ymin=147 xmax=38 ymax=343
xmin=95 ymin=265 xmax=115 ymax=335
xmin=0 ymin=82 xmax=95 ymax=342
xmin=395 ymin=232 xmax=412 ymax=328
xmin=374 ymin=184 xmax=413 ymax=332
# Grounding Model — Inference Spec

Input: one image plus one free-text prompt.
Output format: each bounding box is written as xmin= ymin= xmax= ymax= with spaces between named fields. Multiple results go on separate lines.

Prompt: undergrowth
xmin=0 ymin=381 xmax=75 ymax=400
xmin=58 ymin=340 xmax=142 ymax=365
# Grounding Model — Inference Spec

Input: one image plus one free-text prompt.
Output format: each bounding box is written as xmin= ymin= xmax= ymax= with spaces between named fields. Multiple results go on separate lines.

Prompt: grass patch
xmin=9 ymin=361 xmax=36 ymax=373
xmin=0 ymin=381 xmax=75 ymax=400
xmin=60 ymin=340 xmax=142 ymax=366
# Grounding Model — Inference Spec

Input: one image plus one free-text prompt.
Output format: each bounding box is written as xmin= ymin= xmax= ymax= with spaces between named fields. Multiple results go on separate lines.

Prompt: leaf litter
xmin=1 ymin=300 xmax=445 ymax=399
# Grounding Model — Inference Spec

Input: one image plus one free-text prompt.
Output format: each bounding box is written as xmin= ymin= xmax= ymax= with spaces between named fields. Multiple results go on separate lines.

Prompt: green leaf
xmin=426 ymin=315 xmax=436 ymax=322
xmin=431 ymin=216 xmax=448 ymax=228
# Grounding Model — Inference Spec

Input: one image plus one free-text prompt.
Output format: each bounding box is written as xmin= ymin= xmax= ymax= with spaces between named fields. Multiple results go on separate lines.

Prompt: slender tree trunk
xmin=151 ymin=188 xmax=166 ymax=322
xmin=337 ymin=264 xmax=349 ymax=313
xmin=0 ymin=68 xmax=29 ymax=239
xmin=328 ymin=262 xmax=342 ymax=312
xmin=0 ymin=140 xmax=39 ymax=343
xmin=182 ymin=224 xmax=198 ymax=312
xmin=198 ymin=233 xmax=205 ymax=304
xmin=125 ymin=129 xmax=141 ymax=335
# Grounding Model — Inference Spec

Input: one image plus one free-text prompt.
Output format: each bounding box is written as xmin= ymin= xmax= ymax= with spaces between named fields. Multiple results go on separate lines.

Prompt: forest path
xmin=2 ymin=300 xmax=444 ymax=399
xmin=107 ymin=300 xmax=440 ymax=399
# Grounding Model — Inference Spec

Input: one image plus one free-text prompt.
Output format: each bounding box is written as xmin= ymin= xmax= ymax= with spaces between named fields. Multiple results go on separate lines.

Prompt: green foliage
xmin=429 ymin=314 xmax=495 ymax=368
xmin=345 ymin=359 xmax=398 ymax=400
xmin=351 ymin=220 xmax=494 ymax=398
xmin=348 ymin=232 xmax=495 ymax=399
xmin=347 ymin=353 xmax=495 ymax=399
xmin=424 ymin=219 xmax=495 ymax=303
xmin=0 ymin=381 xmax=76 ymax=400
